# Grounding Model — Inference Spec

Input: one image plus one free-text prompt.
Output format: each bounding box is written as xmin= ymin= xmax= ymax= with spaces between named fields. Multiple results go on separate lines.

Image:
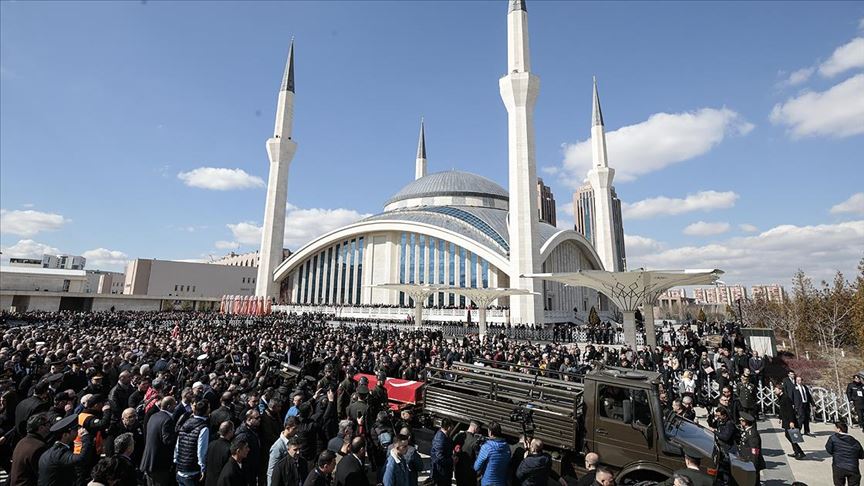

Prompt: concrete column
xmin=414 ymin=299 xmax=423 ymax=329
xmin=478 ymin=306 xmax=488 ymax=340
xmin=643 ymin=302 xmax=657 ymax=348
xmin=622 ymin=310 xmax=637 ymax=348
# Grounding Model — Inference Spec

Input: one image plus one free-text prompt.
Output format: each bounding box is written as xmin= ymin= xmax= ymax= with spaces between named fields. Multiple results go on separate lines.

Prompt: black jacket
xmin=826 ymin=433 xmax=864 ymax=473
xmin=140 ymin=409 xmax=176 ymax=473
xmin=271 ymin=454 xmax=309 ymax=486
xmin=303 ymin=468 xmax=331 ymax=486
xmin=217 ymin=458 xmax=246 ymax=486
xmin=37 ymin=437 xmax=91 ymax=486
xmin=515 ymin=453 xmax=556 ymax=486
xmin=206 ymin=437 xmax=234 ymax=486
xmin=778 ymin=393 xmax=797 ymax=429
xmin=334 ymin=454 xmax=369 ymax=486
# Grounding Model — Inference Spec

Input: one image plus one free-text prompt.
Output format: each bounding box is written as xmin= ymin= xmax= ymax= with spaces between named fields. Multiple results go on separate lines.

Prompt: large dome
xmin=384 ymin=170 xmax=508 ymax=211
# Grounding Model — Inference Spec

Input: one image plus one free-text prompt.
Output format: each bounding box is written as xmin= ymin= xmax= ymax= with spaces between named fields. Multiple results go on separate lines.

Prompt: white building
xmin=84 ymin=270 xmax=126 ymax=294
xmin=0 ymin=266 xmax=88 ymax=293
xmin=124 ymin=259 xmax=258 ymax=298
xmin=9 ymin=254 xmax=86 ymax=270
xmin=254 ymin=1 xmax=624 ymax=323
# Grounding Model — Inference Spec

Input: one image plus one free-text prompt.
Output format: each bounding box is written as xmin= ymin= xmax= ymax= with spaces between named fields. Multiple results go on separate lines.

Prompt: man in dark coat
xmin=210 ymin=392 xmax=236 ymax=436
xmin=10 ymin=413 xmax=51 ymax=486
xmin=234 ymin=409 xmax=262 ymax=486
xmin=430 ymin=419 xmax=454 ymax=486
xmin=140 ymin=396 xmax=177 ymax=486
xmin=207 ymin=421 xmax=236 ymax=486
xmin=515 ymin=439 xmax=567 ymax=486
xmin=304 ymin=450 xmax=337 ymax=486
xmin=825 ymin=421 xmax=864 ymax=486
xmin=217 ymin=438 xmax=250 ymax=486
xmin=334 ymin=437 xmax=370 ymax=486
xmin=103 ymin=407 xmax=144 ymax=469
xmin=271 ymin=436 xmax=309 ymax=486
xmin=776 ymin=385 xmax=805 ymax=459
xmin=37 ymin=414 xmax=92 ymax=486
xmin=793 ymin=376 xmax=813 ymax=435
xmin=15 ymin=381 xmax=50 ymax=437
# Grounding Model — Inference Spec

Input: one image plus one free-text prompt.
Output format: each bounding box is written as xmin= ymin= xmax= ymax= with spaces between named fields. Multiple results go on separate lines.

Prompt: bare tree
xmin=814 ymin=271 xmax=854 ymax=392
xmin=782 ymin=269 xmax=816 ymax=356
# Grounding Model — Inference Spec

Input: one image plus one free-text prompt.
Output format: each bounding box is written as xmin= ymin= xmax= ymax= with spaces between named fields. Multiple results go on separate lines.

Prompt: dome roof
xmin=385 ymin=171 xmax=508 ymax=206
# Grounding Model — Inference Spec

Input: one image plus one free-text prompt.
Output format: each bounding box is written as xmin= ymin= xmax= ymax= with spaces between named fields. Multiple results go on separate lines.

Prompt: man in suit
xmin=15 ymin=381 xmax=51 ymax=437
xmin=776 ymin=385 xmax=805 ymax=459
xmin=10 ymin=413 xmax=51 ymax=486
xmin=304 ymin=450 xmax=338 ymax=486
xmin=430 ymin=418 xmax=454 ymax=486
xmin=37 ymin=414 xmax=92 ymax=486
xmin=783 ymin=371 xmax=797 ymax=400
xmin=793 ymin=376 xmax=813 ymax=435
xmin=271 ymin=437 xmax=308 ymax=486
xmin=334 ymin=437 xmax=370 ymax=486
xmin=140 ymin=396 xmax=178 ymax=486
xmin=218 ymin=438 xmax=250 ymax=486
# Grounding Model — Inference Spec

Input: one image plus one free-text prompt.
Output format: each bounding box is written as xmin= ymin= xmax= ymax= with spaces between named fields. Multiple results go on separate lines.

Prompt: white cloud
xmin=622 ymin=190 xmax=739 ymax=220
xmin=560 ymin=108 xmax=753 ymax=185
xmin=739 ymin=224 xmax=759 ymax=233
xmin=831 ymin=192 xmax=864 ymax=215
xmin=683 ymin=221 xmax=731 ymax=236
xmin=283 ymin=207 xmax=371 ymax=248
xmin=0 ymin=239 xmax=61 ymax=261
xmin=226 ymin=222 xmax=263 ymax=246
xmin=785 ymin=67 xmax=815 ymax=86
xmin=627 ymin=220 xmax=864 ymax=287
xmin=82 ymin=248 xmax=129 ymax=270
xmin=623 ymin=234 xmax=664 ymax=257
xmin=224 ymin=205 xmax=371 ymax=250
xmin=819 ymin=37 xmax=864 ymax=78
xmin=0 ymin=209 xmax=69 ymax=237
xmin=770 ymin=74 xmax=864 ymax=138
xmin=215 ymin=240 xmax=241 ymax=250
xmin=177 ymin=167 xmax=264 ymax=191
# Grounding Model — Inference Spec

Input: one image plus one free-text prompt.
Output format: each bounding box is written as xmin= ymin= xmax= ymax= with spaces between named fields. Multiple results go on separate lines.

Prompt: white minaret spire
xmin=415 ymin=118 xmax=427 ymax=180
xmin=586 ymin=76 xmax=622 ymax=271
xmin=500 ymin=0 xmax=543 ymax=325
xmin=256 ymin=39 xmax=298 ymax=299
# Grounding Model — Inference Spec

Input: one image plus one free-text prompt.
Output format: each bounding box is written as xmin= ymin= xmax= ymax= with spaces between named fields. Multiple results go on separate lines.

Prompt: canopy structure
xmin=372 ymin=284 xmax=536 ymax=338
xmin=523 ymin=269 xmax=724 ymax=347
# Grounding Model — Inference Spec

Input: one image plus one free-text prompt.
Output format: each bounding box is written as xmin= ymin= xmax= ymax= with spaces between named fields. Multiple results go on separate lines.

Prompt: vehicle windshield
xmin=664 ymin=412 xmax=715 ymax=458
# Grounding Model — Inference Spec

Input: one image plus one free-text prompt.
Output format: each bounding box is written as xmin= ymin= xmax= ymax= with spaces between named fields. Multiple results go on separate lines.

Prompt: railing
xmin=274 ymin=304 xmax=597 ymax=326
xmin=672 ymin=373 xmax=856 ymax=424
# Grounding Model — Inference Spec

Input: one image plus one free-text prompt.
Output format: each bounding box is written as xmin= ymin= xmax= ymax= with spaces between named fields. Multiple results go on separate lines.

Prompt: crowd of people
xmin=0 ymin=310 xmax=861 ymax=486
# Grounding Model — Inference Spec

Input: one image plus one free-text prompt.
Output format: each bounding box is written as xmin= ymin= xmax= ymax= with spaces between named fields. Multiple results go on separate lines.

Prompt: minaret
xmin=256 ymin=40 xmax=298 ymax=299
xmin=500 ymin=0 xmax=543 ymax=325
xmin=415 ymin=118 xmax=427 ymax=180
xmin=586 ymin=77 xmax=622 ymax=271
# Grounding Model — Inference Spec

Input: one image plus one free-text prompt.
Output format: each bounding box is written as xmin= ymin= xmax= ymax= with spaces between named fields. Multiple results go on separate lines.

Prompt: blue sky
xmin=1 ymin=1 xmax=863 ymax=288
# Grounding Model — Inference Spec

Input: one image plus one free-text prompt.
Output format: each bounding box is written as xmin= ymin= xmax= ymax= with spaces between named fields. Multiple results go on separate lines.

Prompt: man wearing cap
xmin=368 ymin=372 xmax=389 ymax=421
xmin=737 ymin=413 xmax=764 ymax=484
xmin=10 ymin=412 xmax=51 ymax=486
xmin=337 ymin=368 xmax=356 ymax=420
xmin=347 ymin=384 xmax=369 ymax=425
xmin=658 ymin=448 xmax=713 ymax=486
xmin=846 ymin=375 xmax=864 ymax=431
xmin=37 ymin=413 xmax=92 ymax=486
xmin=72 ymin=394 xmax=112 ymax=485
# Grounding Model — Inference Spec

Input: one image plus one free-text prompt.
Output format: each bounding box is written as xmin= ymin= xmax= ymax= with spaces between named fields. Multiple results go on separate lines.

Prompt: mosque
xmin=255 ymin=0 xmax=626 ymax=325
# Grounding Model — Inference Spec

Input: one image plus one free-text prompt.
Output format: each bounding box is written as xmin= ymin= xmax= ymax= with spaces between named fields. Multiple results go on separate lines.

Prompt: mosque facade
xmin=257 ymin=0 xmax=625 ymax=324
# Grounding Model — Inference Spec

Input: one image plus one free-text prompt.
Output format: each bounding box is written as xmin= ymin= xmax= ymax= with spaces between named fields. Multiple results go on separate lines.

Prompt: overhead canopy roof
xmin=524 ymin=269 xmax=724 ymax=311
xmin=373 ymin=283 xmax=536 ymax=305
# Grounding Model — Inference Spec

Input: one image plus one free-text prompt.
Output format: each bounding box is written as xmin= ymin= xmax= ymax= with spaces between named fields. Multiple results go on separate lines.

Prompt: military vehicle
xmin=423 ymin=361 xmax=758 ymax=485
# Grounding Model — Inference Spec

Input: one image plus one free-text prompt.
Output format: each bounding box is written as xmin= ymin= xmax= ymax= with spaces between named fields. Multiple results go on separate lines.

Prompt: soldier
xmin=368 ymin=372 xmax=389 ymax=420
xmin=659 ymin=447 xmax=713 ymax=486
xmin=37 ymin=414 xmax=92 ymax=486
xmin=738 ymin=375 xmax=757 ymax=421
xmin=737 ymin=413 xmax=764 ymax=484
xmin=337 ymin=368 xmax=356 ymax=420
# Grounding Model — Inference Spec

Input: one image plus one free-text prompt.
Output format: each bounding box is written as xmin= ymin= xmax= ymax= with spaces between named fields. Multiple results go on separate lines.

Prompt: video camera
xmin=509 ymin=405 xmax=535 ymax=437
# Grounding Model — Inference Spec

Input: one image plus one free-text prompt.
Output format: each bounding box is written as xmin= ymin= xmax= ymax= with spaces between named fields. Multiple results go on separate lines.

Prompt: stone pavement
xmin=760 ymin=417 xmax=864 ymax=486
